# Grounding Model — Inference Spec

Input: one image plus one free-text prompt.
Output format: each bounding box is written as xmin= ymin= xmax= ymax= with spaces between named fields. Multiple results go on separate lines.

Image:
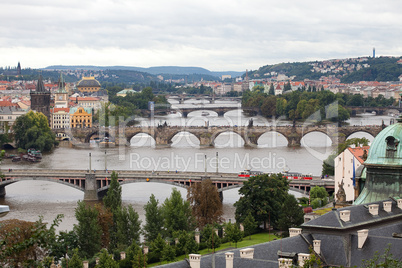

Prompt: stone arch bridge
xmin=0 ymin=169 xmax=332 ymax=201
xmin=56 ymin=125 xmax=384 ymax=147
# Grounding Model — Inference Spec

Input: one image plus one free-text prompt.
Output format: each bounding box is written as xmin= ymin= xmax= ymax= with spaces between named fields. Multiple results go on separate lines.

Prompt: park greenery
xmin=13 ymin=111 xmax=58 ymax=152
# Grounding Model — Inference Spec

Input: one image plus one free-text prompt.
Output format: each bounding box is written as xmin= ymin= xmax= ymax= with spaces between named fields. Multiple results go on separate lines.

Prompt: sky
xmin=1 ymin=0 xmax=402 ymax=72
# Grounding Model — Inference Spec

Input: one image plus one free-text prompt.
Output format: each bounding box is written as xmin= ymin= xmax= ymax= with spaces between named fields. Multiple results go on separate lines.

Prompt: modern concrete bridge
xmin=0 ymin=169 xmax=333 ymax=201
xmin=56 ymin=124 xmax=384 ymax=147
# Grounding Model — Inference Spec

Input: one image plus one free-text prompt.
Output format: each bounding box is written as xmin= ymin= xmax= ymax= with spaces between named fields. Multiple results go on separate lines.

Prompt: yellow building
xmin=69 ymin=106 xmax=92 ymax=128
xmin=76 ymin=76 xmax=101 ymax=93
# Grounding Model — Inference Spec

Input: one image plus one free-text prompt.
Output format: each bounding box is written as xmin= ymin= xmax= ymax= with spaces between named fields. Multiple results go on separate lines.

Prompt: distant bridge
xmin=348 ymin=106 xmax=402 ymax=116
xmin=0 ymin=169 xmax=333 ymax=201
xmin=54 ymin=124 xmax=384 ymax=147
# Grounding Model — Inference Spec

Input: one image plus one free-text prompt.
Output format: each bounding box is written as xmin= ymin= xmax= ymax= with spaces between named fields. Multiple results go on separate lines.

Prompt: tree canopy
xmin=13 ymin=111 xmax=57 ymax=152
xmin=234 ymin=173 xmax=289 ymax=229
xmin=187 ymin=178 xmax=223 ymax=229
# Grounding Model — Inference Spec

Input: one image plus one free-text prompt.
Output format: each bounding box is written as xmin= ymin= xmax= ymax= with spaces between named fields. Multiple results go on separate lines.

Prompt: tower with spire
xmin=30 ymin=74 xmax=51 ymax=122
xmin=54 ymin=73 xmax=69 ymax=108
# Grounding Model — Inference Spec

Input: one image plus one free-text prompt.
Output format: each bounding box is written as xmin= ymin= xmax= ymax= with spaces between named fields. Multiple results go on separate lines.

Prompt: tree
xmin=97 ymin=248 xmax=119 ymax=268
xmin=143 ymin=194 xmax=164 ymax=243
xmin=224 ymin=222 xmax=243 ymax=247
xmin=234 ymin=173 xmax=289 ymax=229
xmin=13 ymin=110 xmax=57 ymax=151
xmin=149 ymin=233 xmax=166 ymax=264
xmin=243 ymin=212 xmax=258 ymax=239
xmin=74 ymin=201 xmax=102 ymax=259
xmin=269 ymin=83 xmax=275 ymax=95
xmin=162 ymin=243 xmax=176 ymax=263
xmin=67 ymin=248 xmax=83 ymax=268
xmin=0 ymin=215 xmax=62 ymax=267
xmin=310 ymin=186 xmax=329 ymax=208
xmin=103 ymin=171 xmax=122 ymax=212
xmin=277 ymin=194 xmax=304 ymax=237
xmin=116 ymin=205 xmax=142 ymax=248
xmin=162 ymin=188 xmax=195 ymax=238
xmin=187 ymin=179 xmax=223 ymax=229
xmin=49 ymin=230 xmax=79 ymax=264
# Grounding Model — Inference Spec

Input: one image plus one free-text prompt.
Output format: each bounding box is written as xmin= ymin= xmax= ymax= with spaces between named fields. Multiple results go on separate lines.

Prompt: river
xmin=0 ymin=99 xmax=396 ymax=232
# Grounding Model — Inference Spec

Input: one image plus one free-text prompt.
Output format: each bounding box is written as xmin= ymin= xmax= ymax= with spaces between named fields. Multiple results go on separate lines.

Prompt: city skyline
xmin=1 ymin=0 xmax=402 ymax=71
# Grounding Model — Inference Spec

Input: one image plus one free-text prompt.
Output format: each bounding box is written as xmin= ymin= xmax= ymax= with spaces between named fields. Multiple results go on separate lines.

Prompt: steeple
xmin=35 ymin=74 xmax=47 ymax=92
xmin=57 ymin=73 xmax=67 ymax=93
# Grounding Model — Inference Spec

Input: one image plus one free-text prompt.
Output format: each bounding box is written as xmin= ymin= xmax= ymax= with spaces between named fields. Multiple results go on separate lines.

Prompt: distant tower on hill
xmin=373 ymin=47 xmax=375 ymax=58
xmin=17 ymin=62 xmax=21 ymax=76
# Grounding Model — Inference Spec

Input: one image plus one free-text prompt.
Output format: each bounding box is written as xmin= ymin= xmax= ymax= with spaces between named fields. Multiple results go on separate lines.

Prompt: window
xmin=385 ymin=136 xmax=399 ymax=158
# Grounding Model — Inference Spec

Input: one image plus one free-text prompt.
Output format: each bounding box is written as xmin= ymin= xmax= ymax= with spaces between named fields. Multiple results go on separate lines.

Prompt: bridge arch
xmin=212 ymin=130 xmax=245 ymax=147
xmin=301 ymin=131 xmax=333 ymax=147
xmin=187 ymin=110 xmax=218 ymax=117
xmin=169 ymin=131 xmax=201 ymax=147
xmin=128 ymin=132 xmax=156 ymax=147
xmin=257 ymin=131 xmax=289 ymax=147
xmin=0 ymin=178 xmax=85 ymax=193
xmin=344 ymin=131 xmax=375 ymax=142
xmin=85 ymin=130 xmax=114 ymax=143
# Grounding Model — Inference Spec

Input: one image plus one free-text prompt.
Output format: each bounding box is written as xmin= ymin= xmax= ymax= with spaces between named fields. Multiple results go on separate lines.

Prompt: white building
xmin=334 ymin=146 xmax=369 ymax=202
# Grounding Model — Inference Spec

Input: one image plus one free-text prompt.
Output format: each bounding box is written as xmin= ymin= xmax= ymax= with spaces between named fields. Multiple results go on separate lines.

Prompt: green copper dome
xmin=354 ymin=115 xmax=402 ymax=205
xmin=364 ymin=116 xmax=402 ymax=167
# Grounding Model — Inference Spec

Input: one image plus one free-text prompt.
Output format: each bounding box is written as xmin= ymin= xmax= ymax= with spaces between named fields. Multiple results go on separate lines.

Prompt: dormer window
xmin=385 ymin=136 xmax=399 ymax=158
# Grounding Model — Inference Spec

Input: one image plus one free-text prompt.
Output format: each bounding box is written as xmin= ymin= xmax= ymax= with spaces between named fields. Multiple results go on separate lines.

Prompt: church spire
xmin=35 ymin=74 xmax=46 ymax=92
xmin=57 ymin=72 xmax=66 ymax=93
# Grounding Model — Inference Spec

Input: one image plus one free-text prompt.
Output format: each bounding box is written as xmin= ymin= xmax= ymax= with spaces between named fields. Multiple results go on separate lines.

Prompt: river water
xmin=0 ymin=99 xmax=396 ymax=232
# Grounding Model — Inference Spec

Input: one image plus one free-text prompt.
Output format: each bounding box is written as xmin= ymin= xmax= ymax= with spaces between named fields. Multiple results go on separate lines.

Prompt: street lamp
xmin=104 ymin=151 xmax=107 ymax=172
xmin=89 ymin=153 xmax=92 ymax=173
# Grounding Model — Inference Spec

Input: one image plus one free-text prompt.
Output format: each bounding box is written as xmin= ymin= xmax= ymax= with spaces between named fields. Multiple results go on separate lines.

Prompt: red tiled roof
xmin=51 ymin=108 xmax=70 ymax=113
xmin=348 ymin=146 xmax=370 ymax=164
xmin=0 ymin=101 xmax=18 ymax=107
xmin=69 ymin=97 xmax=100 ymax=101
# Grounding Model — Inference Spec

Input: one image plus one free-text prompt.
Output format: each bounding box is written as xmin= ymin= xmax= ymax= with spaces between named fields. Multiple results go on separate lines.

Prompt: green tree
xmin=234 ymin=173 xmax=289 ymax=229
xmin=150 ymin=233 xmax=166 ymax=264
xmin=277 ymin=194 xmax=304 ymax=237
xmin=97 ymin=248 xmax=118 ymax=268
xmin=243 ymin=212 xmax=258 ymax=239
xmin=67 ymin=248 xmax=83 ymax=268
xmin=224 ymin=222 xmax=243 ymax=247
xmin=49 ymin=230 xmax=79 ymax=264
xmin=269 ymin=83 xmax=275 ymax=95
xmin=74 ymin=201 xmax=102 ymax=259
xmin=162 ymin=188 xmax=195 ymax=238
xmin=116 ymin=205 xmax=142 ymax=248
xmin=162 ymin=243 xmax=176 ymax=263
xmin=103 ymin=171 xmax=122 ymax=212
xmin=143 ymin=194 xmax=164 ymax=243
xmin=310 ymin=186 xmax=329 ymax=200
xmin=13 ymin=110 xmax=57 ymax=151
xmin=187 ymin=178 xmax=223 ymax=229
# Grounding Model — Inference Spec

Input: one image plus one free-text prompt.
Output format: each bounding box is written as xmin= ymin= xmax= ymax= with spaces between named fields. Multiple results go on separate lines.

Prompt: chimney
xmin=289 ymin=227 xmax=302 ymax=237
xmin=225 ymin=252 xmax=234 ymax=268
xmin=175 ymin=238 xmax=179 ymax=245
xmin=120 ymin=251 xmax=126 ymax=260
xmin=369 ymin=204 xmax=379 ymax=216
xmin=143 ymin=245 xmax=149 ymax=255
xmin=313 ymin=240 xmax=321 ymax=255
xmin=240 ymin=248 xmax=254 ymax=259
xmin=95 ymin=258 xmax=99 ymax=265
xmin=189 ymin=254 xmax=201 ymax=268
xmin=383 ymin=201 xmax=392 ymax=212
xmin=340 ymin=210 xmax=351 ymax=222
xmin=215 ymin=228 xmax=219 ymax=236
xmin=83 ymin=261 xmax=89 ymax=268
xmin=240 ymin=223 xmax=244 ymax=232
xmin=278 ymin=258 xmax=293 ymax=268
xmin=195 ymin=232 xmax=200 ymax=244
xmin=398 ymin=199 xmax=402 ymax=209
xmin=298 ymin=253 xmax=310 ymax=267
xmin=357 ymin=229 xmax=369 ymax=249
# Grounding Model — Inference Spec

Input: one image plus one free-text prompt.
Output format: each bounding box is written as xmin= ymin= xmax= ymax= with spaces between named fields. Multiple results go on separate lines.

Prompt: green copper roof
xmin=364 ymin=115 xmax=402 ymax=167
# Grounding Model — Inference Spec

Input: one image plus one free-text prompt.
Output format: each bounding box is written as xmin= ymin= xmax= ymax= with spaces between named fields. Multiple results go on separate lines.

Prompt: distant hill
xmin=248 ymin=56 xmax=402 ymax=82
xmin=43 ymin=65 xmax=244 ymax=78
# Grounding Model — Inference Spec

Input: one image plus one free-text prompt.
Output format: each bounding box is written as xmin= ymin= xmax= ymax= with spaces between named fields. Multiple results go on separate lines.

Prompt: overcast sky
xmin=1 ymin=0 xmax=402 ymax=71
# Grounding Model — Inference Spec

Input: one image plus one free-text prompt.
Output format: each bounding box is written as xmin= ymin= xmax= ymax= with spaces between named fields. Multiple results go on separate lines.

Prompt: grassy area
xmin=149 ymin=232 xmax=280 ymax=267
xmin=314 ymin=207 xmax=332 ymax=215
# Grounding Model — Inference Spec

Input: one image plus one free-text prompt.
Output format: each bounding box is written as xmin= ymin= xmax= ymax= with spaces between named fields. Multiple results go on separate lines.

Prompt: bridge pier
xmin=84 ymin=173 xmax=98 ymax=201
xmin=0 ymin=186 xmax=5 ymax=198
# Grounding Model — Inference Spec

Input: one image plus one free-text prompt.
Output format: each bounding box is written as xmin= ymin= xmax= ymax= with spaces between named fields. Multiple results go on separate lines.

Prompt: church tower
xmin=54 ymin=73 xmax=69 ymax=108
xmin=30 ymin=74 xmax=51 ymax=122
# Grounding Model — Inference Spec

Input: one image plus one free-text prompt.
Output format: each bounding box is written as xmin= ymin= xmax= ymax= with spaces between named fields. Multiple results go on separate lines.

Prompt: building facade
xmin=69 ymin=106 xmax=92 ymax=128
xmin=76 ymin=76 xmax=101 ymax=94
xmin=51 ymin=108 xmax=70 ymax=129
xmin=334 ymin=146 xmax=369 ymax=202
